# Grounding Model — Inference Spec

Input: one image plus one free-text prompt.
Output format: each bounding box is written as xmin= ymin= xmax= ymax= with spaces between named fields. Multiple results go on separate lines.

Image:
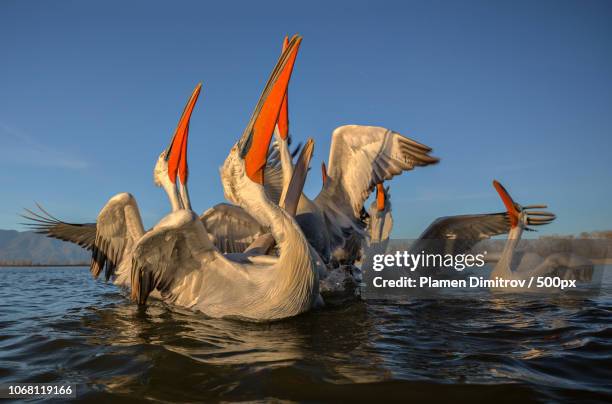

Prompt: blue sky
xmin=1 ymin=0 xmax=611 ymax=237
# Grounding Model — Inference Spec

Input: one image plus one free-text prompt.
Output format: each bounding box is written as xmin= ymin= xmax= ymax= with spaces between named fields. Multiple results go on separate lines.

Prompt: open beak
xmin=276 ymin=36 xmax=290 ymax=140
xmin=167 ymin=83 xmax=202 ymax=184
xmin=240 ymin=35 xmax=302 ymax=184
xmin=493 ymin=180 xmax=520 ymax=228
xmin=282 ymin=138 xmax=314 ymax=216
xmin=376 ymin=183 xmax=386 ymax=211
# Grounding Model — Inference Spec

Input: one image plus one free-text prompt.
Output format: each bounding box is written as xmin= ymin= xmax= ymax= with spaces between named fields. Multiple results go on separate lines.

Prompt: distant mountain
xmin=0 ymin=229 xmax=89 ymax=265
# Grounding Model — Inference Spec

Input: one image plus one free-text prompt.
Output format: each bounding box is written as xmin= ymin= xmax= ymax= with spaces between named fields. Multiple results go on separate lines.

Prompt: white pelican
xmin=129 ymin=35 xmax=323 ymax=321
xmin=193 ymin=37 xmax=294 ymax=255
xmin=354 ymin=183 xmax=393 ymax=279
xmin=328 ymin=183 xmax=393 ymax=297
xmin=245 ymin=37 xmax=438 ymax=268
xmin=23 ymin=83 xmax=204 ymax=287
xmin=489 ymin=180 xmax=570 ymax=284
xmin=273 ymin=65 xmax=438 ymax=265
xmin=356 ymin=179 xmax=548 ymax=275
xmin=196 ymin=37 xmax=439 ymax=270
xmin=282 ymin=126 xmax=438 ymax=267
xmin=367 ymin=183 xmax=393 ymax=250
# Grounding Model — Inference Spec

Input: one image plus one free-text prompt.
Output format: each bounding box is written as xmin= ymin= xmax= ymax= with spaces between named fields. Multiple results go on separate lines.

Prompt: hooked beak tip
xmin=244 ymin=35 xmax=302 ymax=184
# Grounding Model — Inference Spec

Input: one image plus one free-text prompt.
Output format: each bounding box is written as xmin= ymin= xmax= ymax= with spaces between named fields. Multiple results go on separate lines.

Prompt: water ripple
xmin=0 ymin=266 xmax=611 ymax=402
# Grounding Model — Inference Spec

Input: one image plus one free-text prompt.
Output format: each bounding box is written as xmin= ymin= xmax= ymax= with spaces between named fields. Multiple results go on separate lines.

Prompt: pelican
xmin=488 ymin=180 xmax=578 ymax=285
xmin=23 ymin=83 xmax=204 ymax=288
xmin=367 ymin=183 xmax=393 ymax=250
xmin=195 ymin=36 xmax=439 ymax=271
xmin=128 ymin=35 xmax=323 ymax=321
xmin=283 ymin=126 xmax=439 ymax=267
xmin=357 ymin=179 xmax=550 ymax=278
xmin=268 ymin=43 xmax=439 ymax=268
xmin=354 ymin=183 xmax=393 ymax=278
xmin=193 ymin=37 xmax=295 ymax=256
xmin=323 ymin=182 xmax=393 ymax=299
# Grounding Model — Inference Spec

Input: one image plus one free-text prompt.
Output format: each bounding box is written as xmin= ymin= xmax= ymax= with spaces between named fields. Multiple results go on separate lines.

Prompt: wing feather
xmin=23 ymin=193 xmax=144 ymax=281
xmin=89 ymin=193 xmax=143 ymax=280
xmin=324 ymin=125 xmax=439 ymax=217
xmin=413 ymin=212 xmax=511 ymax=256
xmin=131 ymin=210 xmax=210 ymax=305
xmin=263 ymin=134 xmax=302 ymax=204
xmin=263 ymin=163 xmax=284 ymax=205
xmin=199 ymin=203 xmax=267 ymax=254
xmin=21 ymin=206 xmax=96 ymax=250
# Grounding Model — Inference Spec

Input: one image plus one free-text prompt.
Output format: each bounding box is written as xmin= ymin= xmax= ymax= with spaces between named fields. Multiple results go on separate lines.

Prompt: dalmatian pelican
xmin=23 ymin=82 xmax=203 ymax=286
xmin=368 ymin=183 xmax=393 ymax=249
xmin=198 ymin=37 xmax=439 ymax=270
xmin=489 ymin=180 xmax=575 ymax=285
xmin=283 ymin=125 xmax=438 ymax=267
xmin=337 ymin=182 xmax=393 ymax=293
xmin=270 ymin=40 xmax=439 ymax=267
xmin=359 ymin=180 xmax=553 ymax=276
xmin=398 ymin=181 xmax=552 ymax=260
xmin=127 ymin=35 xmax=323 ymax=320
xmin=27 ymin=36 xmax=320 ymax=321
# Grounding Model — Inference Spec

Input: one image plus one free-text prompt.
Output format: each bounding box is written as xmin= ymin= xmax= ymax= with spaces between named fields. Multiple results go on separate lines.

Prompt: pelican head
xmin=493 ymin=180 xmax=556 ymax=231
xmin=154 ymin=83 xmax=202 ymax=212
xmin=367 ymin=182 xmax=393 ymax=243
xmin=223 ymin=35 xmax=302 ymax=204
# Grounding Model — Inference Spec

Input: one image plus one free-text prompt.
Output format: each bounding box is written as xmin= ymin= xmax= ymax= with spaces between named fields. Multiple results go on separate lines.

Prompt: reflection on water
xmin=0 ymin=267 xmax=611 ymax=402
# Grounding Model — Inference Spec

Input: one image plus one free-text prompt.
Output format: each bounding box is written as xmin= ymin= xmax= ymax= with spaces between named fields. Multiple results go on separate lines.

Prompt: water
xmin=1 ymin=267 xmax=611 ymax=403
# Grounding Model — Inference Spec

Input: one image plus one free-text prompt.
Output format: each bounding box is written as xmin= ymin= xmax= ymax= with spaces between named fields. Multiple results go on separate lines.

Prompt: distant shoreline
xmin=0 ymin=264 xmax=88 ymax=268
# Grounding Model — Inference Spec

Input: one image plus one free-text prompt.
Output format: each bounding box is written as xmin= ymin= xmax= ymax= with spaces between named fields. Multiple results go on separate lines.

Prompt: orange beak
xmin=376 ymin=183 xmax=385 ymax=211
xmin=277 ymin=36 xmax=290 ymax=140
xmin=493 ymin=180 xmax=519 ymax=228
xmin=321 ymin=162 xmax=328 ymax=186
xmin=167 ymin=83 xmax=202 ymax=184
xmin=243 ymin=35 xmax=302 ymax=184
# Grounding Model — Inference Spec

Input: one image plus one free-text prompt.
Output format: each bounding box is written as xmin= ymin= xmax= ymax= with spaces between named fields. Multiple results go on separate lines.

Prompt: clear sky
xmin=1 ymin=0 xmax=611 ymax=237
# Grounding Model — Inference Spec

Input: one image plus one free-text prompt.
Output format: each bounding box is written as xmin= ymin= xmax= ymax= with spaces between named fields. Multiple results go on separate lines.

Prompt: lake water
xmin=0 ymin=266 xmax=611 ymax=402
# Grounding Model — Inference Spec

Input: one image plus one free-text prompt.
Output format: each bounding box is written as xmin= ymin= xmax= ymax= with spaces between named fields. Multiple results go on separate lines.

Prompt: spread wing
xmin=199 ymin=203 xmax=267 ymax=254
xmin=322 ymin=125 xmax=439 ymax=217
xmin=412 ymin=212 xmax=511 ymax=256
xmin=23 ymin=193 xmax=144 ymax=280
xmin=131 ymin=210 xmax=218 ymax=305
xmin=90 ymin=193 xmax=144 ymax=280
xmin=22 ymin=204 xmax=97 ymax=250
